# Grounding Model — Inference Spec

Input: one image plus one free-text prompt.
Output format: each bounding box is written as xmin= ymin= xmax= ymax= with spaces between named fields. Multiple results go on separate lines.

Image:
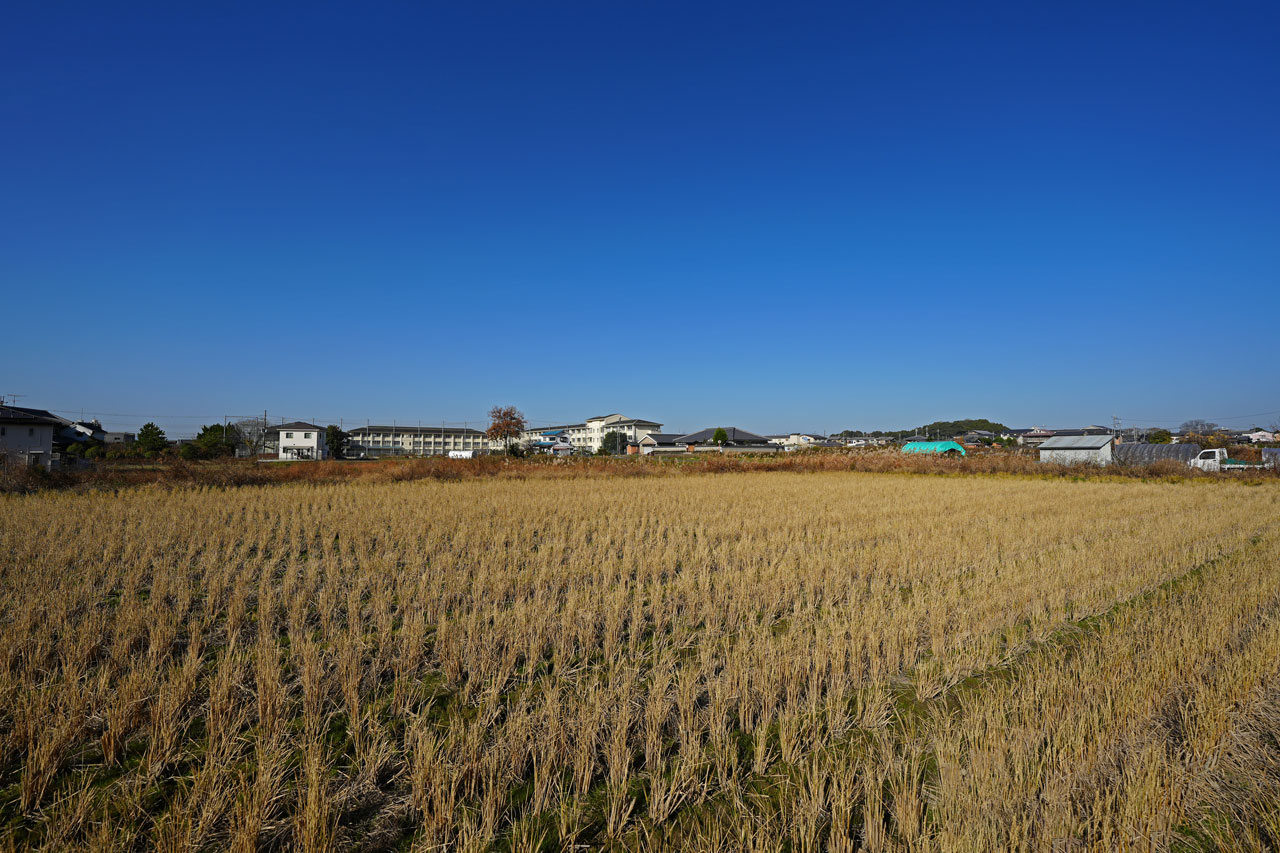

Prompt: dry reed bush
xmin=0 ymin=472 xmax=1277 ymax=850
xmin=5 ymin=446 xmax=1274 ymax=495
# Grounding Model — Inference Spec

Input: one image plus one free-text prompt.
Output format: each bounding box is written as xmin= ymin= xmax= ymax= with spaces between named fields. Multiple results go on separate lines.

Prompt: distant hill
xmin=917 ymin=419 xmax=1010 ymax=436
xmin=836 ymin=419 xmax=1010 ymax=438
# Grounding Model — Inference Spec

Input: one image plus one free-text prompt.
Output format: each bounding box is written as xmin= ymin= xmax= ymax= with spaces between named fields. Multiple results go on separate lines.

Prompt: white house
xmin=0 ymin=405 xmax=60 ymax=469
xmin=274 ymin=422 xmax=328 ymax=460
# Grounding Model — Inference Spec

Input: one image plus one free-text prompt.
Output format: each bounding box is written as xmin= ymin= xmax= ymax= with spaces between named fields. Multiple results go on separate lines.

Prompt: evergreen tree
xmin=136 ymin=422 xmax=167 ymax=453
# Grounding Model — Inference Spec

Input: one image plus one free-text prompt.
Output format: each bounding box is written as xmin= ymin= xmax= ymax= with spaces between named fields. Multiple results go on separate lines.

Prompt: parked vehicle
xmin=1190 ymin=447 xmax=1262 ymax=472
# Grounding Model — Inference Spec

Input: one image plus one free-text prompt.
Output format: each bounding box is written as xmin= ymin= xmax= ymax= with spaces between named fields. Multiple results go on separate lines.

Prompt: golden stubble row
xmin=0 ymin=473 xmax=1276 ymax=850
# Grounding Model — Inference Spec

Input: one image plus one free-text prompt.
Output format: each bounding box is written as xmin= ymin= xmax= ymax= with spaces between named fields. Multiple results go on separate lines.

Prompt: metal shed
xmin=901 ymin=441 xmax=966 ymax=456
xmin=1038 ymin=434 xmax=1114 ymax=465
xmin=1113 ymin=443 xmax=1201 ymax=466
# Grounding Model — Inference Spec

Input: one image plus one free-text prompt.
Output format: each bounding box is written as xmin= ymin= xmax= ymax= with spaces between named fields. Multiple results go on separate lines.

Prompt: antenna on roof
xmin=0 ymin=393 xmax=25 ymax=406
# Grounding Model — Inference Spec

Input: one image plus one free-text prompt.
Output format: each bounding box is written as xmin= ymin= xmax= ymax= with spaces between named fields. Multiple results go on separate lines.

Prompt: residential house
xmin=675 ymin=427 xmax=782 ymax=453
xmin=0 ymin=405 xmax=60 ymax=469
xmin=1018 ymin=428 xmax=1056 ymax=447
xmin=767 ymin=433 xmax=828 ymax=448
xmin=633 ymin=433 xmax=685 ymax=455
xmin=273 ymin=422 xmax=328 ymax=460
xmin=841 ymin=436 xmax=892 ymax=447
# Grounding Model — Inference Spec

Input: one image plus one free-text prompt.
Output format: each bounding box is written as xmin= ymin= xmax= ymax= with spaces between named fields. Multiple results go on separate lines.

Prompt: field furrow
xmin=0 ymin=473 xmax=1277 ymax=851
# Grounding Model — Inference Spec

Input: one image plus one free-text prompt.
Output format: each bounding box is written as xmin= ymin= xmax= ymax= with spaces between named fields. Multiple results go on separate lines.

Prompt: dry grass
xmin=0 ymin=471 xmax=1278 ymax=851
xmin=4 ymin=445 xmax=1273 ymax=495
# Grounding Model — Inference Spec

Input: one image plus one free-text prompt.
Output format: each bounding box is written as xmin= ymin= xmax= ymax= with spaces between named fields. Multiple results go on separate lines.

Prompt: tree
xmin=486 ymin=405 xmax=527 ymax=454
xmin=235 ymin=418 xmax=270 ymax=457
xmin=712 ymin=427 xmax=729 ymax=446
xmin=1179 ymin=420 xmax=1219 ymax=436
xmin=136 ymin=422 xmax=167 ymax=453
xmin=325 ymin=425 xmax=349 ymax=460
xmin=916 ymin=419 xmax=1010 ymax=438
xmin=599 ymin=431 xmax=627 ymax=455
xmin=1149 ymin=429 xmax=1172 ymax=444
xmin=1201 ymin=431 xmax=1233 ymax=449
xmin=192 ymin=423 xmax=241 ymax=458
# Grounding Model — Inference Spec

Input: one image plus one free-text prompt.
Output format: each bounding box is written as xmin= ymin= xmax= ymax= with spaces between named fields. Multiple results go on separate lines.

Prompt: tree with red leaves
xmin=486 ymin=405 xmax=527 ymax=454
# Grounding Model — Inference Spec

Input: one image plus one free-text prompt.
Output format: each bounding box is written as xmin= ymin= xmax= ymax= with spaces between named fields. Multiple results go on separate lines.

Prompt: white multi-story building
xmin=274 ymin=422 xmax=328 ymax=460
xmin=512 ymin=413 xmax=663 ymax=454
xmin=347 ymin=424 xmax=488 ymax=457
xmin=0 ymin=405 xmax=60 ymax=469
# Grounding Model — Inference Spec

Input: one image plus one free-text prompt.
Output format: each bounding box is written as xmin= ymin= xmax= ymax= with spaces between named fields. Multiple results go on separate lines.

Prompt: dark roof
xmin=0 ymin=405 xmax=63 ymax=426
xmin=272 ymin=421 xmax=324 ymax=432
xmin=675 ymin=427 xmax=770 ymax=445
xmin=348 ymin=425 xmax=485 ymax=435
xmin=638 ymin=433 xmax=683 ymax=445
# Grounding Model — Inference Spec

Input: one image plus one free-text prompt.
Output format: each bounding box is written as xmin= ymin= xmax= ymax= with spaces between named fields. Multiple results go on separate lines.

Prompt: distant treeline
xmin=837 ymin=419 xmax=1011 ymax=438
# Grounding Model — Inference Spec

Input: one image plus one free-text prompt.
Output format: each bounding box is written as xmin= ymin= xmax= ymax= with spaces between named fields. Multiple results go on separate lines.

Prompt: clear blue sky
xmin=4 ymin=3 xmax=1278 ymax=437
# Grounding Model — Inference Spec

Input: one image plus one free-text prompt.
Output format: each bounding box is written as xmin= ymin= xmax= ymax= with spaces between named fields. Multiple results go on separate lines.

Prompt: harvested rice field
xmin=2 ymin=472 xmax=1279 ymax=851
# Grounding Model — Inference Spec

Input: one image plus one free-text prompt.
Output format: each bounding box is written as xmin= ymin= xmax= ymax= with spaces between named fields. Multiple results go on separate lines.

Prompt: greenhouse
xmin=900 ymin=440 xmax=966 ymax=456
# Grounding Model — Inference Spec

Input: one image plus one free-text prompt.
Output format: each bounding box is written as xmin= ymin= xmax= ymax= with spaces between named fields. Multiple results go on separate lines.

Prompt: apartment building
xmin=514 ymin=413 xmax=663 ymax=453
xmin=348 ymin=424 xmax=488 ymax=457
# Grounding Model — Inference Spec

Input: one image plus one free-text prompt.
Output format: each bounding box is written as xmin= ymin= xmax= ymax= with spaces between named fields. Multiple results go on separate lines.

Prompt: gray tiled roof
xmin=675 ymin=427 xmax=770 ymax=445
xmin=637 ymin=433 xmax=683 ymax=445
xmin=272 ymin=421 xmax=323 ymax=432
xmin=0 ymin=405 xmax=63 ymax=426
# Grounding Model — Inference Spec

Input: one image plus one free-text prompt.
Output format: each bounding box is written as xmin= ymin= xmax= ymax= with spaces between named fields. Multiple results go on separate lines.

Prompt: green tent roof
xmin=900 ymin=441 xmax=966 ymax=456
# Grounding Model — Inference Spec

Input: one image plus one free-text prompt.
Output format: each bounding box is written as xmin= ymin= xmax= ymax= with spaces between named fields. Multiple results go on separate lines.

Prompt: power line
xmin=1115 ymin=408 xmax=1280 ymax=425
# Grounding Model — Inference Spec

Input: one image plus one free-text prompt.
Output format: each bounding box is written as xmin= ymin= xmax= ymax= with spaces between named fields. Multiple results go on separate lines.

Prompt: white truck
xmin=1190 ymin=447 xmax=1262 ymax=472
